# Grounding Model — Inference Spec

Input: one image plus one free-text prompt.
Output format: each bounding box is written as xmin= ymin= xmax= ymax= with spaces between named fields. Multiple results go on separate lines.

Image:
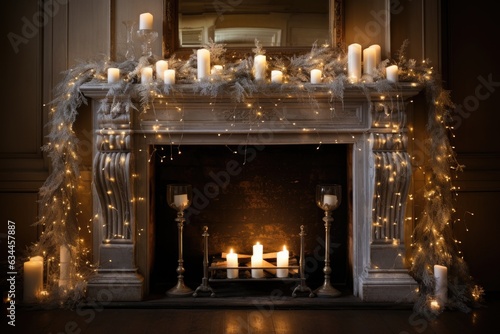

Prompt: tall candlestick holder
xmin=166 ymin=184 xmax=193 ymax=296
xmin=136 ymin=29 xmax=158 ymax=57
xmin=315 ymin=184 xmax=342 ymax=297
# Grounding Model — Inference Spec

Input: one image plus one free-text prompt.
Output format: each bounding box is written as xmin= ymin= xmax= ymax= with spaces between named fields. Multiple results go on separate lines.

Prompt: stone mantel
xmin=81 ymin=82 xmax=422 ymax=302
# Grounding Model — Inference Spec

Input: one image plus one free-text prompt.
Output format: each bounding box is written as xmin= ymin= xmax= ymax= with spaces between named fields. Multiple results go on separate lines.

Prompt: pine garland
xmin=28 ymin=40 xmax=482 ymax=313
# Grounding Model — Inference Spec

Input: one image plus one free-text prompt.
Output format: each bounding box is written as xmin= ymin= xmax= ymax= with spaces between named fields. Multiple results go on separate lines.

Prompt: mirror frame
xmin=162 ymin=0 xmax=344 ymax=59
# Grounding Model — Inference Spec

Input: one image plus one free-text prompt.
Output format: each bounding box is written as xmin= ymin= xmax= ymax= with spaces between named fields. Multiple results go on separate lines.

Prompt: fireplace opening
xmin=150 ymin=143 xmax=351 ymax=296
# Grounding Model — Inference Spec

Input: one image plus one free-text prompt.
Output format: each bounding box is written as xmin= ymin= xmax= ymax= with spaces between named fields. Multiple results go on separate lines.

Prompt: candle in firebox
xmin=276 ymin=245 xmax=289 ymax=278
xmin=251 ymin=242 xmax=264 ymax=278
xmin=226 ymin=248 xmax=238 ymax=279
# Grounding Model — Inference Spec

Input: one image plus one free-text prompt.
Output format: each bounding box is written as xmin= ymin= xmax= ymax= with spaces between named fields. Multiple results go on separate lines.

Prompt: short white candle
xmin=276 ymin=245 xmax=289 ymax=278
xmin=226 ymin=249 xmax=239 ymax=279
xmin=155 ymin=60 xmax=168 ymax=81
xmin=197 ymin=49 xmax=210 ymax=80
xmin=251 ymin=242 xmax=264 ymax=278
xmin=323 ymin=194 xmax=338 ymax=208
xmin=164 ymin=69 xmax=175 ymax=84
xmin=141 ymin=67 xmax=153 ymax=84
xmin=253 ymin=241 xmax=263 ymax=257
xmin=253 ymin=55 xmax=266 ymax=81
xmin=174 ymin=193 xmax=188 ymax=209
xmin=271 ymin=70 xmax=283 ymax=83
xmin=24 ymin=257 xmax=43 ymax=302
xmin=211 ymin=64 xmax=223 ymax=75
xmin=386 ymin=65 xmax=399 ymax=82
xmin=59 ymin=245 xmax=71 ymax=288
xmin=363 ymin=47 xmax=376 ymax=76
xmin=107 ymin=68 xmax=120 ymax=83
xmin=139 ymin=12 xmax=153 ymax=30
xmin=310 ymin=69 xmax=322 ymax=84
xmin=434 ymin=264 xmax=448 ymax=306
xmin=347 ymin=43 xmax=362 ymax=83
xmin=369 ymin=44 xmax=381 ymax=68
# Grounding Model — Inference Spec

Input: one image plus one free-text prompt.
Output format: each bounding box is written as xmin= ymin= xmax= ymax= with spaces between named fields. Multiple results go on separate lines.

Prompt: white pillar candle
xmin=434 ymin=264 xmax=448 ymax=306
xmin=164 ymin=69 xmax=176 ymax=84
xmin=197 ymin=49 xmax=210 ymax=80
xmin=369 ymin=44 xmax=381 ymax=68
xmin=251 ymin=242 xmax=264 ymax=278
xmin=139 ymin=12 xmax=153 ymax=30
xmin=253 ymin=55 xmax=266 ymax=81
xmin=386 ymin=65 xmax=399 ymax=82
xmin=174 ymin=193 xmax=188 ymax=209
xmin=271 ymin=70 xmax=283 ymax=83
xmin=276 ymin=246 xmax=289 ymax=278
xmin=323 ymin=194 xmax=338 ymax=207
xmin=310 ymin=69 xmax=322 ymax=84
xmin=347 ymin=43 xmax=362 ymax=83
xmin=24 ymin=257 xmax=43 ymax=302
xmin=155 ymin=60 xmax=168 ymax=81
xmin=363 ymin=47 xmax=376 ymax=76
xmin=59 ymin=245 xmax=71 ymax=288
xmin=226 ymin=249 xmax=239 ymax=279
xmin=141 ymin=67 xmax=153 ymax=84
xmin=211 ymin=64 xmax=223 ymax=75
xmin=107 ymin=68 xmax=120 ymax=83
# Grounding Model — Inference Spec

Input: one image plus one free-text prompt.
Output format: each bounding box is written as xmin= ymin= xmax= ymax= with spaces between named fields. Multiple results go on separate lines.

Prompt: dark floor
xmin=5 ymin=290 xmax=499 ymax=334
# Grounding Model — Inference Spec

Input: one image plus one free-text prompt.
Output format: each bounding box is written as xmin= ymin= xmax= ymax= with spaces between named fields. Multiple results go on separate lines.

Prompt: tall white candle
xmin=271 ymin=70 xmax=283 ymax=83
xmin=226 ymin=249 xmax=239 ymax=279
xmin=59 ymin=245 xmax=70 ymax=288
xmin=164 ymin=69 xmax=176 ymax=84
xmin=310 ymin=69 xmax=322 ymax=84
xmin=369 ymin=44 xmax=381 ymax=68
xmin=253 ymin=55 xmax=266 ymax=81
xmin=174 ymin=193 xmax=188 ymax=209
xmin=386 ymin=65 xmax=399 ymax=82
xmin=155 ymin=60 xmax=168 ymax=81
xmin=24 ymin=257 xmax=43 ymax=302
xmin=211 ymin=65 xmax=223 ymax=75
xmin=276 ymin=246 xmax=289 ymax=278
xmin=363 ymin=47 xmax=376 ymax=76
xmin=434 ymin=264 xmax=448 ymax=306
xmin=139 ymin=12 xmax=153 ymax=30
xmin=197 ymin=49 xmax=210 ymax=80
xmin=347 ymin=43 xmax=362 ymax=83
xmin=251 ymin=242 xmax=264 ymax=278
xmin=107 ymin=68 xmax=120 ymax=83
xmin=323 ymin=194 xmax=338 ymax=208
xmin=141 ymin=67 xmax=153 ymax=84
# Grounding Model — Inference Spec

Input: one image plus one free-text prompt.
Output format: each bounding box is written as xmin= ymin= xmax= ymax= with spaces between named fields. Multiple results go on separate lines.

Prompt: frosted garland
xmin=29 ymin=39 xmax=483 ymax=313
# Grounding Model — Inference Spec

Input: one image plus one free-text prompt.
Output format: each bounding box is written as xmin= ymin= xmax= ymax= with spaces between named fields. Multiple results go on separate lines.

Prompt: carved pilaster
xmin=87 ymin=97 xmax=143 ymax=301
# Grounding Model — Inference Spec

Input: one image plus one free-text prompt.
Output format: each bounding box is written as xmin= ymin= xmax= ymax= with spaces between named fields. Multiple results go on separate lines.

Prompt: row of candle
xmin=226 ymin=242 xmax=290 ymax=279
xmin=347 ymin=43 xmax=398 ymax=83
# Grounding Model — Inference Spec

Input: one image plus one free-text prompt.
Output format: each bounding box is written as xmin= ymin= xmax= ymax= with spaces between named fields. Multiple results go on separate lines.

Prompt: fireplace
xmin=80 ymin=83 xmax=421 ymax=302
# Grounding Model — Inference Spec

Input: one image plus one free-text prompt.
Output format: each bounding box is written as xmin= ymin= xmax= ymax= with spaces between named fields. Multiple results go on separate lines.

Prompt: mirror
xmin=163 ymin=0 xmax=344 ymax=58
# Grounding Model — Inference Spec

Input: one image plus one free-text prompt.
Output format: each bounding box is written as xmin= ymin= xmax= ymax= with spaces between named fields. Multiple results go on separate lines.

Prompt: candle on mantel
xmin=107 ymin=68 xmax=120 ymax=83
xmin=59 ymin=245 xmax=71 ymax=288
xmin=155 ymin=60 xmax=168 ymax=81
xmin=251 ymin=242 xmax=264 ymax=278
xmin=197 ymin=49 xmax=210 ymax=80
xmin=271 ymin=70 xmax=283 ymax=83
xmin=211 ymin=65 xmax=223 ymax=75
xmin=310 ymin=69 xmax=322 ymax=84
xmin=141 ymin=67 xmax=153 ymax=84
xmin=164 ymin=69 xmax=175 ymax=84
xmin=323 ymin=194 xmax=338 ymax=208
xmin=276 ymin=245 xmax=289 ymax=278
xmin=363 ymin=46 xmax=376 ymax=76
xmin=369 ymin=44 xmax=381 ymax=68
xmin=253 ymin=55 xmax=266 ymax=81
xmin=139 ymin=12 xmax=153 ymax=30
xmin=434 ymin=264 xmax=448 ymax=306
xmin=226 ymin=248 xmax=239 ymax=279
xmin=347 ymin=43 xmax=362 ymax=83
xmin=386 ymin=65 xmax=399 ymax=82
xmin=174 ymin=193 xmax=188 ymax=209
xmin=23 ymin=256 xmax=43 ymax=302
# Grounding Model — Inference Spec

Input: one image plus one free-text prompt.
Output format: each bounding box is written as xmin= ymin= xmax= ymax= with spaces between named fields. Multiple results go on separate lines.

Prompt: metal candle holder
xmin=166 ymin=184 xmax=193 ymax=297
xmin=315 ymin=184 xmax=342 ymax=297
